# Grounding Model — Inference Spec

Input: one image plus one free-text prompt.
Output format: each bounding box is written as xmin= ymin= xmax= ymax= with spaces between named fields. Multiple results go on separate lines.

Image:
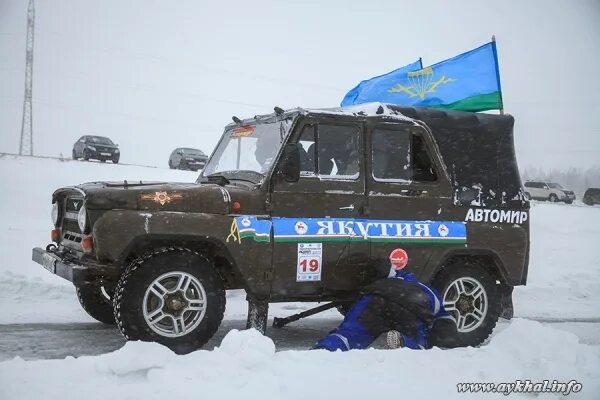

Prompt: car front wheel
xmin=76 ymin=284 xmax=116 ymax=325
xmin=83 ymin=149 xmax=90 ymax=161
xmin=432 ymin=261 xmax=500 ymax=347
xmin=113 ymin=248 xmax=225 ymax=354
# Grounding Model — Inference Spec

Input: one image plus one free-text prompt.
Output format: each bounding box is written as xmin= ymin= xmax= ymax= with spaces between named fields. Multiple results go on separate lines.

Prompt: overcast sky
xmin=1 ymin=0 xmax=599 ymax=169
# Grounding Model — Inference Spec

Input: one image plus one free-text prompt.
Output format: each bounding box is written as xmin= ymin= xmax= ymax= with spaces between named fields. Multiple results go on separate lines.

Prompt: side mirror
xmin=457 ymin=187 xmax=479 ymax=204
xmin=278 ymin=143 xmax=300 ymax=183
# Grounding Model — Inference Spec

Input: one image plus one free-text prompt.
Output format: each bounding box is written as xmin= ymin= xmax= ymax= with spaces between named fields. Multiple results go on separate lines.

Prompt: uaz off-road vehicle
xmin=33 ymin=103 xmax=529 ymax=353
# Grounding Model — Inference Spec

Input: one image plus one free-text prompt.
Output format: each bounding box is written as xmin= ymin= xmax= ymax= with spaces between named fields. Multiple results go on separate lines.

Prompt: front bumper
xmin=181 ymin=159 xmax=206 ymax=169
xmin=89 ymin=149 xmax=118 ymax=159
xmin=559 ymin=193 xmax=576 ymax=201
xmin=32 ymin=247 xmax=119 ymax=285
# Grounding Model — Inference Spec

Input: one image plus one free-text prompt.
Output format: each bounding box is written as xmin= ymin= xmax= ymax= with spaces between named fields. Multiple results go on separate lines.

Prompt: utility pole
xmin=19 ymin=0 xmax=35 ymax=156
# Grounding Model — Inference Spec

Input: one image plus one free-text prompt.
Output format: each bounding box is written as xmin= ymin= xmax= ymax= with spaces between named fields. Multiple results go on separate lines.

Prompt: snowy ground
xmin=0 ymin=155 xmax=599 ymax=399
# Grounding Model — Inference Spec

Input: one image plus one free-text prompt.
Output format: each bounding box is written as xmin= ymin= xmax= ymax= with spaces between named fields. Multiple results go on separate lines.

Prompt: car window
xmin=371 ymin=128 xmax=436 ymax=182
xmin=298 ymin=124 xmax=316 ymax=176
xmin=297 ymin=123 xmax=360 ymax=180
xmin=89 ymin=136 xmax=114 ymax=145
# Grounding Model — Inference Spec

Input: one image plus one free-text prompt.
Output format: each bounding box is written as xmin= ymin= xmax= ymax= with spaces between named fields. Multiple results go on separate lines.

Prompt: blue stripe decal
xmin=230 ymin=216 xmax=466 ymax=244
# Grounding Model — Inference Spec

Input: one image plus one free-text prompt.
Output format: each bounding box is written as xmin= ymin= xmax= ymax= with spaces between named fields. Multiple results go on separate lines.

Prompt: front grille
xmin=65 ymin=198 xmax=84 ymax=212
xmin=60 ymin=197 xmax=84 ymax=249
xmin=62 ymin=219 xmax=81 ymax=233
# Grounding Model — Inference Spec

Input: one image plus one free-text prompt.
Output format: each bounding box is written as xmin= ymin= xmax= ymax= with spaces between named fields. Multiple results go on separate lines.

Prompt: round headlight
xmin=78 ymin=206 xmax=87 ymax=233
xmin=51 ymin=202 xmax=59 ymax=226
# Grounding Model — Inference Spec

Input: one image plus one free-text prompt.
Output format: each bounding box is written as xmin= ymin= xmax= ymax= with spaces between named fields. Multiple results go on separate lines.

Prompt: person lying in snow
xmin=313 ymin=248 xmax=459 ymax=351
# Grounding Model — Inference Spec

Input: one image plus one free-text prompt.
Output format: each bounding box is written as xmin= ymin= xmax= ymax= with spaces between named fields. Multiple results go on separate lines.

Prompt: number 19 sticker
xmin=297 ymin=243 xmax=322 ymax=282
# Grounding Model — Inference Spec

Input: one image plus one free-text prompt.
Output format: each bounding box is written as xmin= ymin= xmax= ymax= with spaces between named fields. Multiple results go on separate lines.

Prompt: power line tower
xmin=19 ymin=0 xmax=35 ymax=156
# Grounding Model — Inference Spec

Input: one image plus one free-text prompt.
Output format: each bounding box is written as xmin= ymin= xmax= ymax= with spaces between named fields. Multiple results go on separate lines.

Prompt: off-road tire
xmin=113 ymin=247 xmax=225 ymax=354
xmin=112 ymin=157 xmax=119 ymax=164
xmin=83 ymin=149 xmax=90 ymax=161
xmin=549 ymin=193 xmax=558 ymax=202
xmin=76 ymin=284 xmax=116 ymax=325
xmin=432 ymin=261 xmax=500 ymax=347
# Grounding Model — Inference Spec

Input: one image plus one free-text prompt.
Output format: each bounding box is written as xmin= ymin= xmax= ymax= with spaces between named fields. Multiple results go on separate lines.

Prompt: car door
xmin=366 ymin=122 xmax=461 ymax=282
xmin=269 ymin=119 xmax=369 ymax=299
xmin=75 ymin=136 xmax=85 ymax=156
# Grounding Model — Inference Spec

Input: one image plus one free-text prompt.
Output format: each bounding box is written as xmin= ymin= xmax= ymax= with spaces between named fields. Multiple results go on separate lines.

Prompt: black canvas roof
xmin=388 ymin=106 xmax=522 ymax=206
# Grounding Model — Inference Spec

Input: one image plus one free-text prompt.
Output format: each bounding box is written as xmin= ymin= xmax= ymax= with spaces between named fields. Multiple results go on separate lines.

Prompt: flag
xmin=340 ymin=59 xmax=423 ymax=107
xmin=342 ymin=41 xmax=504 ymax=112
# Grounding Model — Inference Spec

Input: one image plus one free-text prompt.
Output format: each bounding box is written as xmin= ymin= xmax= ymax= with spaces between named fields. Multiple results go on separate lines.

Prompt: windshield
xmin=89 ymin=136 xmax=114 ymax=145
xmin=202 ymin=119 xmax=292 ymax=180
xmin=548 ymin=183 xmax=563 ymax=189
xmin=181 ymin=148 xmax=205 ymax=156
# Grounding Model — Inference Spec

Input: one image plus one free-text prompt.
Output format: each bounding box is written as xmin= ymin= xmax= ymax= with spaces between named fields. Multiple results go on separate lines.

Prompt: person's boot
xmin=386 ymin=330 xmax=405 ymax=349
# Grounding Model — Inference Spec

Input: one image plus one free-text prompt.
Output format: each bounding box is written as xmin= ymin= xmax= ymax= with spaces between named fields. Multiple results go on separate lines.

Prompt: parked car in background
xmin=73 ymin=135 xmax=120 ymax=163
xmin=583 ymin=188 xmax=600 ymax=206
xmin=168 ymin=148 xmax=208 ymax=171
xmin=523 ymin=181 xmax=575 ymax=204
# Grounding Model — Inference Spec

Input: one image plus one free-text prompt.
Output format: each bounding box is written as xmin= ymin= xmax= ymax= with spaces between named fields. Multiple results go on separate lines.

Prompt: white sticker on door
xmin=297 ymin=243 xmax=322 ymax=282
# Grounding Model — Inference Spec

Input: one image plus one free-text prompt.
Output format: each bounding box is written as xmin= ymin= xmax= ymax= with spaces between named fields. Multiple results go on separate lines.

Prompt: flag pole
xmin=491 ymin=35 xmax=505 ymax=115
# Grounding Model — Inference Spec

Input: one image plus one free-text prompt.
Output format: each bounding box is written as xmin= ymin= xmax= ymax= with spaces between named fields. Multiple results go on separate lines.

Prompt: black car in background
xmin=168 ymin=147 xmax=208 ymax=171
xmin=583 ymin=188 xmax=600 ymax=205
xmin=73 ymin=135 xmax=120 ymax=163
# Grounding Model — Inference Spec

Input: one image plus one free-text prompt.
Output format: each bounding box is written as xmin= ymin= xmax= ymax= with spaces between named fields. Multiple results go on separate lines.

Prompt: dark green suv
xmin=33 ymin=104 xmax=529 ymax=353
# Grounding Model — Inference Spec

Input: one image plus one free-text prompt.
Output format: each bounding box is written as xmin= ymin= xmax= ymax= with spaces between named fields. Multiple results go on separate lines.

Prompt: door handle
xmin=339 ymin=204 xmax=355 ymax=211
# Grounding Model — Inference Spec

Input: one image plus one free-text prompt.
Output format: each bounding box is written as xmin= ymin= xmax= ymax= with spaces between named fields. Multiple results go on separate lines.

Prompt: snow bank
xmin=1 ymin=320 xmax=598 ymax=400
xmin=513 ymin=201 xmax=600 ymax=319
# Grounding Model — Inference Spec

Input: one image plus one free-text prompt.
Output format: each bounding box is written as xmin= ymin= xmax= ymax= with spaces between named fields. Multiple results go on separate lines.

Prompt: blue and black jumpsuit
xmin=315 ymin=270 xmax=455 ymax=351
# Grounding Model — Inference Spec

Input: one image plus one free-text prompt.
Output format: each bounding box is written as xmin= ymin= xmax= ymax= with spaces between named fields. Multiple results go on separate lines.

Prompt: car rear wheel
xmin=549 ymin=194 xmax=558 ymax=202
xmin=76 ymin=284 xmax=116 ymax=325
xmin=432 ymin=261 xmax=500 ymax=347
xmin=113 ymin=248 xmax=226 ymax=354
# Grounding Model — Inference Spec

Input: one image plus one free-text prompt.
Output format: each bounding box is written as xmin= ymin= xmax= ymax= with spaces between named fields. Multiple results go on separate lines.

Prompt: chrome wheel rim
xmin=442 ymin=277 xmax=488 ymax=333
xmin=142 ymin=271 xmax=207 ymax=338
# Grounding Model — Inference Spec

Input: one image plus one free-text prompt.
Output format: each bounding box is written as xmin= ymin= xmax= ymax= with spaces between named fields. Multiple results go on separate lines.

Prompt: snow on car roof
xmin=301 ymin=102 xmax=416 ymax=122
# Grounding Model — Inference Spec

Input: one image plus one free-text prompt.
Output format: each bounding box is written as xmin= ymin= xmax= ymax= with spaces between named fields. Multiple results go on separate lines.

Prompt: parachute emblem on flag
xmin=387 ymin=67 xmax=456 ymax=100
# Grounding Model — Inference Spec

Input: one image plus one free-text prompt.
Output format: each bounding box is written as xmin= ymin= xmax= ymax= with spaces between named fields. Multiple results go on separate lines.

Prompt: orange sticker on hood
xmin=140 ymin=191 xmax=183 ymax=206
